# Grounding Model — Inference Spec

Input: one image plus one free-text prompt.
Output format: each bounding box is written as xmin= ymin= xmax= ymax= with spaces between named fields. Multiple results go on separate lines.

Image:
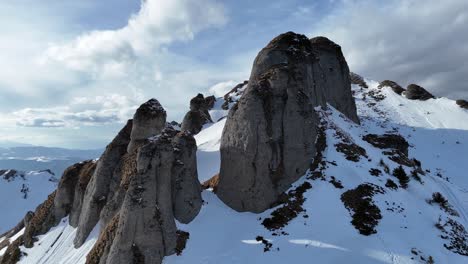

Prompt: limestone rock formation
xmin=105 ymin=128 xmax=202 ymax=264
xmin=127 ymin=99 xmax=166 ymax=153
xmin=378 ymin=80 xmax=405 ymax=95
xmin=456 ymin=99 xmax=468 ymax=109
xmin=405 ymin=84 xmax=434 ymax=100
xmin=310 ymin=36 xmax=360 ymax=124
xmin=74 ymin=120 xmax=133 ymax=247
xmin=217 ymin=32 xmax=355 ymax=213
xmin=181 ymin=94 xmax=214 ymax=134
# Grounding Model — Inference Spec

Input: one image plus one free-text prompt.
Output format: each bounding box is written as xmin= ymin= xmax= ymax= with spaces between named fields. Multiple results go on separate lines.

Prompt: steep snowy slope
xmin=2 ymin=80 xmax=467 ymax=264
xmin=0 ymin=170 xmax=58 ymax=234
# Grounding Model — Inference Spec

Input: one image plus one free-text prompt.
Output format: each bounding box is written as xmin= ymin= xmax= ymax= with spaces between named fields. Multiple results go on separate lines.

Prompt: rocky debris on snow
xmin=385 ymin=179 xmax=398 ymax=190
xmin=261 ymin=181 xmax=312 ymax=231
xmin=456 ymin=99 xmax=468 ymax=109
xmin=181 ymin=93 xmax=215 ymax=134
xmin=0 ymin=170 xmax=23 ymax=181
xmin=435 ymin=217 xmax=468 ymax=256
xmin=127 ymin=99 xmax=166 ymax=153
xmin=405 ymin=84 xmax=434 ymax=101
xmin=369 ymin=168 xmax=382 ymax=177
xmin=363 ymin=133 xmax=409 ymax=156
xmin=329 ymin=176 xmax=344 ymax=189
xmin=310 ymin=36 xmax=360 ymax=124
xmin=255 ymin=236 xmax=273 ymax=252
xmin=392 ymin=165 xmax=410 ymax=188
xmin=350 ymin=72 xmax=368 ymax=88
xmin=309 ymin=123 xmax=327 ymax=180
xmin=221 ymin=81 xmax=248 ymax=110
xmin=341 ymin=183 xmax=385 ymax=235
xmin=218 ymin=32 xmax=359 ymax=213
xmin=378 ymin=80 xmax=405 ymax=95
xmin=335 ymin=142 xmax=367 ymax=162
xmin=428 ymin=192 xmax=459 ymax=217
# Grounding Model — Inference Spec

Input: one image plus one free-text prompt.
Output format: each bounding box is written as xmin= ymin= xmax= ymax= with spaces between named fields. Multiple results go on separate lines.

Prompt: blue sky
xmin=0 ymin=0 xmax=467 ymax=149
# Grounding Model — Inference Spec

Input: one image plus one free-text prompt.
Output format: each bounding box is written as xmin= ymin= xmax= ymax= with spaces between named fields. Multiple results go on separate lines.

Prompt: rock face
xmin=378 ymin=80 xmax=405 ymax=95
xmin=350 ymin=72 xmax=368 ymax=88
xmin=105 ymin=128 xmax=202 ymax=264
xmin=217 ymin=32 xmax=358 ymax=213
xmin=127 ymin=99 xmax=166 ymax=153
xmin=456 ymin=99 xmax=468 ymax=109
xmin=310 ymin=36 xmax=360 ymax=124
xmin=2 ymin=99 xmax=203 ymax=264
xmin=181 ymin=94 xmax=214 ymax=134
xmin=405 ymin=84 xmax=434 ymax=100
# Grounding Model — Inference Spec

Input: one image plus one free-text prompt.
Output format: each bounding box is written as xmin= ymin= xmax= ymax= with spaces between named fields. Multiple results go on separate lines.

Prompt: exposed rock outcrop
xmin=217 ymin=32 xmax=321 ymax=213
xmin=310 ymin=36 xmax=360 ymax=124
xmin=217 ymin=32 xmax=359 ymax=213
xmin=105 ymin=128 xmax=202 ymax=264
xmin=456 ymin=99 xmax=468 ymax=109
xmin=74 ymin=120 xmax=133 ymax=247
xmin=221 ymin=81 xmax=248 ymax=110
xmin=363 ymin=134 xmax=409 ymax=156
xmin=181 ymin=94 xmax=214 ymax=134
xmin=350 ymin=72 xmax=368 ymax=88
xmin=378 ymin=80 xmax=405 ymax=95
xmin=405 ymin=84 xmax=434 ymax=100
xmin=127 ymin=99 xmax=166 ymax=153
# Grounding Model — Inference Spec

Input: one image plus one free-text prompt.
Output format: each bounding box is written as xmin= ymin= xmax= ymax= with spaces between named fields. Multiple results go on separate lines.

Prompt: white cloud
xmin=43 ymin=0 xmax=227 ymax=79
xmin=13 ymin=94 xmax=141 ymax=128
xmin=208 ymin=81 xmax=238 ymax=97
xmin=312 ymin=0 xmax=468 ymax=99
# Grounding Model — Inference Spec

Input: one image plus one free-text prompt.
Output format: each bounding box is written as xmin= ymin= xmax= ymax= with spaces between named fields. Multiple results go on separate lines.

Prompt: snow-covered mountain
xmin=1 ymin=32 xmax=467 ymax=264
xmin=0 ymin=170 xmax=58 ymax=235
xmin=0 ymin=147 xmax=102 ymax=176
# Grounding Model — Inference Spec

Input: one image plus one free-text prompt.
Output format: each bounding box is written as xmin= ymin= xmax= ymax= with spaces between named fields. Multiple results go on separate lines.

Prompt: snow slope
xmin=5 ymin=80 xmax=468 ymax=264
xmin=0 ymin=170 xmax=58 ymax=234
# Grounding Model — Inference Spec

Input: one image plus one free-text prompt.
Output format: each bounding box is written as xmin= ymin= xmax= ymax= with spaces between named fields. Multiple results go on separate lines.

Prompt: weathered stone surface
xmin=127 ymin=99 xmax=166 ymax=153
xmin=222 ymin=81 xmax=249 ymax=110
xmin=54 ymin=160 xmax=96 ymax=224
xmin=105 ymin=127 xmax=202 ymax=264
xmin=69 ymin=161 xmax=97 ymax=227
xmin=456 ymin=99 xmax=468 ymax=109
xmin=378 ymin=80 xmax=405 ymax=95
xmin=23 ymin=192 xmax=57 ymax=248
xmin=74 ymin=120 xmax=132 ymax=247
xmin=217 ymin=32 xmax=320 ymax=213
xmin=310 ymin=36 xmax=360 ymax=124
xmin=181 ymin=94 xmax=214 ymax=134
xmin=405 ymin=84 xmax=434 ymax=100
xmin=171 ymin=132 xmax=202 ymax=224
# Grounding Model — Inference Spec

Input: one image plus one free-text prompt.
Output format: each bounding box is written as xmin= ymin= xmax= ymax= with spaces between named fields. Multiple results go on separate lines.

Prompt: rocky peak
xmin=216 ymin=31 xmax=360 ymax=213
xmin=405 ymin=84 xmax=435 ymax=100
xmin=127 ymin=98 xmax=166 ymax=153
xmin=181 ymin=93 xmax=214 ymax=135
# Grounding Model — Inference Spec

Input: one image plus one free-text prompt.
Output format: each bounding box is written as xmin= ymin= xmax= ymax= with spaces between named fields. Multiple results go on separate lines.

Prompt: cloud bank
xmin=314 ymin=0 xmax=468 ymax=99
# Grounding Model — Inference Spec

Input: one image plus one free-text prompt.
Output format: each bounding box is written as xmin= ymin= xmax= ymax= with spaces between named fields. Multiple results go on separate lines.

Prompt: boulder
xmin=217 ymin=32 xmax=321 ymax=213
xmin=310 ymin=36 xmax=360 ymax=124
xmin=363 ymin=134 xmax=409 ymax=156
xmin=456 ymin=99 xmax=468 ymax=109
xmin=181 ymin=94 xmax=214 ymax=134
xmin=405 ymin=84 xmax=434 ymax=100
xmin=127 ymin=99 xmax=166 ymax=153
xmin=378 ymin=80 xmax=405 ymax=95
